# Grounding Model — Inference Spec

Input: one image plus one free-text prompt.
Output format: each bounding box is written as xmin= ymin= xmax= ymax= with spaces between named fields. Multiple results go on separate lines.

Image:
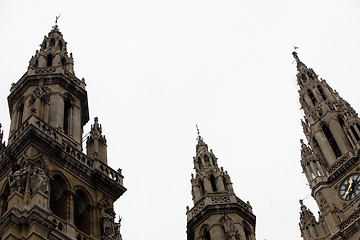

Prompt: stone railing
xmin=8 ymin=115 xmax=123 ymax=186
xmin=75 ymin=229 xmax=95 ymax=240
xmin=327 ymin=152 xmax=353 ymax=175
xmin=339 ymin=209 xmax=360 ymax=231
xmin=25 ymin=66 xmax=86 ymax=89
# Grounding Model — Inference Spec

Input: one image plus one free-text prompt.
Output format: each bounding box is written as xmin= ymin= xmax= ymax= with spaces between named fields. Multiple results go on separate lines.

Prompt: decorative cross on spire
xmin=196 ymin=124 xmax=203 ymax=142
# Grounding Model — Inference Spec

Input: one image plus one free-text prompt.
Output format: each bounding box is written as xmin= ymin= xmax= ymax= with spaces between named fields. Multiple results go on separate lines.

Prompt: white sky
xmin=1 ymin=1 xmax=360 ymax=240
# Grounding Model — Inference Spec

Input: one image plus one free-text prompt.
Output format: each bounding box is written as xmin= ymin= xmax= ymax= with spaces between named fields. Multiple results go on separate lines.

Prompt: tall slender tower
xmin=294 ymin=51 xmax=360 ymax=240
xmin=0 ymin=23 xmax=126 ymax=240
xmin=186 ymin=130 xmax=256 ymax=240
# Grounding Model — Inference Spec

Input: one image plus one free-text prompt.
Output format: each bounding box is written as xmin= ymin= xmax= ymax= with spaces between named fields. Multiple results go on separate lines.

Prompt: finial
xmin=196 ymin=124 xmax=203 ymax=142
xmin=52 ymin=12 xmax=62 ymax=30
xmin=292 ymin=50 xmax=301 ymax=63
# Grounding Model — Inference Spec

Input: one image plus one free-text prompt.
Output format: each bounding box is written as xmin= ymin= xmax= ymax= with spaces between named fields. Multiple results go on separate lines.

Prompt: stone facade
xmin=0 ymin=24 xmax=126 ymax=240
xmin=294 ymin=51 xmax=360 ymax=240
xmin=186 ymin=132 xmax=256 ymax=240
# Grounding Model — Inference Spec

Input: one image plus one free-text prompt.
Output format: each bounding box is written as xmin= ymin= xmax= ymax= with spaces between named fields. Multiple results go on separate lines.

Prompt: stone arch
xmin=199 ymin=224 xmax=211 ymax=240
xmin=50 ymin=172 xmax=70 ymax=221
xmin=73 ymin=186 xmax=93 ymax=235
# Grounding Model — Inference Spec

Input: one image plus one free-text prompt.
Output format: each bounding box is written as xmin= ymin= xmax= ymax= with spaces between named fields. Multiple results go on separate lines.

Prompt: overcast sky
xmin=1 ymin=1 xmax=360 ymax=240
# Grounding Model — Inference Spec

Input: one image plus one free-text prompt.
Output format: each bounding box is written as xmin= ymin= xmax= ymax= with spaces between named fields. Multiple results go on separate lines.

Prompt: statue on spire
xmin=52 ymin=12 xmax=62 ymax=30
xmin=196 ymin=124 xmax=203 ymax=142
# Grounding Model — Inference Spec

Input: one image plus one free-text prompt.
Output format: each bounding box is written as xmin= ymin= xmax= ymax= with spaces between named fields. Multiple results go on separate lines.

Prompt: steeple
xmin=295 ymin=52 xmax=360 ymax=240
xmin=187 ymin=130 xmax=255 ymax=240
xmin=294 ymin=51 xmax=358 ymax=167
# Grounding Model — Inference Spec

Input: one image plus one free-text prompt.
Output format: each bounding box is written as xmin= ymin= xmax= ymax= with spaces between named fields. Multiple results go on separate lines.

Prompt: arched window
xmin=47 ymin=54 xmax=53 ymax=67
xmin=307 ymin=89 xmax=317 ymax=106
xmin=350 ymin=126 xmax=360 ymax=141
xmin=50 ymin=38 xmax=55 ymax=47
xmin=59 ymin=40 xmax=63 ymax=50
xmin=313 ymin=161 xmax=321 ymax=176
xmin=307 ymin=162 xmax=315 ymax=179
xmin=204 ymin=154 xmax=209 ymax=163
xmin=1 ymin=184 xmax=10 ymax=218
xmin=356 ymin=123 xmax=360 ymax=133
xmin=17 ymin=102 xmax=24 ymax=128
xmin=50 ymin=175 xmax=68 ymax=220
xmin=61 ymin=58 xmax=66 ymax=67
xmin=199 ymin=179 xmax=205 ymax=195
xmin=203 ymin=228 xmax=211 ymax=240
xmin=210 ymin=175 xmax=217 ymax=192
xmin=74 ymin=190 xmax=91 ymax=235
xmin=63 ymin=98 xmax=72 ymax=135
xmin=337 ymin=116 xmax=345 ymax=128
xmin=322 ymin=124 xmax=341 ymax=158
xmin=317 ymin=85 xmax=327 ymax=100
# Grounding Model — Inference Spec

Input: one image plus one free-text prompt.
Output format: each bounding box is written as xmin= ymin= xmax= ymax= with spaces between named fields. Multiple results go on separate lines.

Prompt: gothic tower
xmin=186 ymin=131 xmax=256 ymax=240
xmin=0 ymin=23 xmax=126 ymax=240
xmin=294 ymin=51 xmax=360 ymax=240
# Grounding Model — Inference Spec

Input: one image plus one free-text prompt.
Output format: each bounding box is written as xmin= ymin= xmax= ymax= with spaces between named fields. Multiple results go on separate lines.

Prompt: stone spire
xmin=86 ymin=117 xmax=108 ymax=163
xmin=187 ymin=131 xmax=256 ymax=240
xmin=294 ymin=52 xmax=360 ymax=167
xmin=27 ymin=24 xmax=74 ymax=75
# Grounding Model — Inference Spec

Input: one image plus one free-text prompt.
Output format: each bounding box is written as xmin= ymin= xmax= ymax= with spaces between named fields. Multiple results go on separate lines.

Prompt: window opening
xmin=307 ymin=162 xmax=315 ymax=179
xmin=17 ymin=102 xmax=24 ymax=128
xmin=307 ymin=89 xmax=317 ymax=106
xmin=210 ymin=175 xmax=217 ymax=192
xmin=47 ymin=54 xmax=53 ymax=67
xmin=199 ymin=179 xmax=205 ymax=195
xmin=63 ymin=98 xmax=71 ymax=134
xmin=317 ymin=85 xmax=327 ymax=100
xmin=350 ymin=126 xmax=360 ymax=141
xmin=50 ymin=38 xmax=55 ymax=47
xmin=322 ymin=124 xmax=341 ymax=158
xmin=203 ymin=228 xmax=211 ymax=240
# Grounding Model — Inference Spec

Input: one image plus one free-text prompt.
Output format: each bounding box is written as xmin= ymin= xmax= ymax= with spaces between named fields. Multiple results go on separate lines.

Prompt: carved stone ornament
xmin=101 ymin=206 xmax=122 ymax=240
xmin=28 ymin=81 xmax=51 ymax=106
xmin=222 ymin=214 xmax=241 ymax=240
xmin=8 ymin=164 xmax=28 ymax=194
xmin=30 ymin=166 xmax=49 ymax=193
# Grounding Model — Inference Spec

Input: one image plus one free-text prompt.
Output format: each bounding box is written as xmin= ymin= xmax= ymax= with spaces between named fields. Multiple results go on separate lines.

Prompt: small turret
xmin=86 ymin=117 xmax=108 ymax=163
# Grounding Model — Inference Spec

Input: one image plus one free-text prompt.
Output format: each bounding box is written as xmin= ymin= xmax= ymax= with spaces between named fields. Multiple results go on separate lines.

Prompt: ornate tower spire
xmin=8 ymin=25 xmax=88 ymax=150
xmin=295 ymin=52 xmax=360 ymax=240
xmin=187 ymin=131 xmax=255 ymax=240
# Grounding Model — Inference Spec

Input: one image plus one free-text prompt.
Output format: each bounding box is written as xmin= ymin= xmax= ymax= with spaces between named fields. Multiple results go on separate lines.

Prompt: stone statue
xmin=8 ymin=164 xmax=28 ymax=194
xmin=223 ymin=214 xmax=240 ymax=240
xmin=30 ymin=167 xmax=49 ymax=193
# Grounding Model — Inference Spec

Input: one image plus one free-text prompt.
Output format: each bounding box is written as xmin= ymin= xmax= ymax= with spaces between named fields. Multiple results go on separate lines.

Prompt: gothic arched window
xmin=47 ymin=54 xmax=53 ymax=67
xmin=350 ymin=126 xmax=360 ymax=142
xmin=63 ymin=96 xmax=73 ymax=135
xmin=210 ymin=175 xmax=217 ymax=192
xmin=222 ymin=176 xmax=228 ymax=191
xmin=307 ymin=89 xmax=317 ymax=106
xmin=203 ymin=228 xmax=211 ymax=240
xmin=74 ymin=190 xmax=91 ymax=235
xmin=322 ymin=124 xmax=341 ymax=158
xmin=317 ymin=85 xmax=327 ymax=100
xmin=59 ymin=40 xmax=63 ymax=50
xmin=50 ymin=175 xmax=68 ymax=220
xmin=1 ymin=184 xmax=10 ymax=218
xmin=50 ymin=38 xmax=55 ymax=47
xmin=61 ymin=57 xmax=66 ymax=67
xmin=17 ymin=102 xmax=24 ymax=129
